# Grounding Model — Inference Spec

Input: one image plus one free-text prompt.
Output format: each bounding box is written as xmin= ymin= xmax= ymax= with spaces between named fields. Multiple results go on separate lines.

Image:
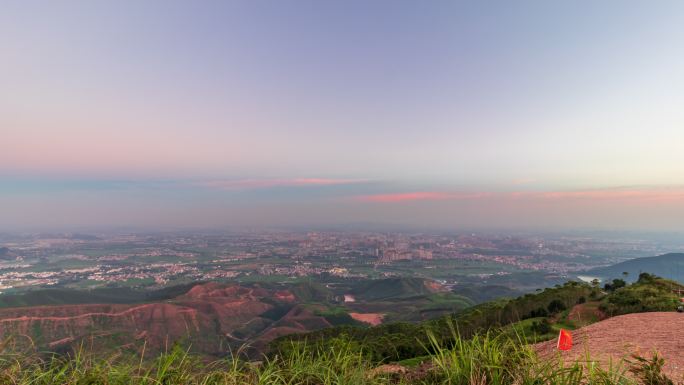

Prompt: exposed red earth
xmin=536 ymin=312 xmax=684 ymax=379
xmin=565 ymin=302 xmax=607 ymax=326
xmin=0 ymin=283 xmax=331 ymax=357
xmin=349 ymin=312 xmax=384 ymax=326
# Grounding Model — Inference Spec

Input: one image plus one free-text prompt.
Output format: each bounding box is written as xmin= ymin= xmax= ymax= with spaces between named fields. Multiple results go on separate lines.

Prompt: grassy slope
xmin=0 ymin=330 xmax=671 ymax=385
xmin=271 ymin=275 xmax=682 ymax=363
xmin=352 ymin=277 xmax=436 ymax=301
xmin=0 ymin=283 xmax=199 ymax=308
xmin=270 ymin=280 xmax=594 ymax=362
xmin=600 ymin=273 xmax=684 ymax=316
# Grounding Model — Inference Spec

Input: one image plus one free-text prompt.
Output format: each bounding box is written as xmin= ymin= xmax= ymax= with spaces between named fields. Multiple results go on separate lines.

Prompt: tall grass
xmin=421 ymin=321 xmax=654 ymax=385
xmin=0 ymin=331 xmax=675 ymax=384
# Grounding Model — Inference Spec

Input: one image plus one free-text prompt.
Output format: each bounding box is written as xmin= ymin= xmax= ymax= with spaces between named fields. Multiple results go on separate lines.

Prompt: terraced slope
xmin=0 ymin=282 xmax=334 ymax=357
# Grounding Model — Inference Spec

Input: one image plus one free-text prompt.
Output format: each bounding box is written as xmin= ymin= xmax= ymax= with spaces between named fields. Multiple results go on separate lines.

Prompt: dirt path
xmin=536 ymin=312 xmax=684 ymax=379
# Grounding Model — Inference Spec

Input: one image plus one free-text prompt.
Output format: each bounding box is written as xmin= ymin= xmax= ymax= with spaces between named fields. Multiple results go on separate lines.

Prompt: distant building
xmin=378 ymin=248 xmax=412 ymax=262
xmin=414 ymin=248 xmax=433 ymax=260
xmin=329 ymin=267 xmax=349 ymax=277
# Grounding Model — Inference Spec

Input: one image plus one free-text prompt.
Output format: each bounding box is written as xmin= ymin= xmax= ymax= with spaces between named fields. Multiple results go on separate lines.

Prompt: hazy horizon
xmin=2 ymin=1 xmax=684 ymax=230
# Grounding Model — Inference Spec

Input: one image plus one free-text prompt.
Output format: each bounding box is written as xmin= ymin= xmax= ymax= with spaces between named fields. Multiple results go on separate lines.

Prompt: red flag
xmin=557 ymin=329 xmax=572 ymax=351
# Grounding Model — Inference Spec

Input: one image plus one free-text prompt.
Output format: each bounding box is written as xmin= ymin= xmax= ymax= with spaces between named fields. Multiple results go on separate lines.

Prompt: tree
xmin=527 ymin=307 xmax=548 ymax=318
xmin=638 ymin=273 xmax=657 ymax=284
xmin=604 ymin=278 xmax=627 ymax=292
xmin=547 ymin=299 xmax=566 ymax=314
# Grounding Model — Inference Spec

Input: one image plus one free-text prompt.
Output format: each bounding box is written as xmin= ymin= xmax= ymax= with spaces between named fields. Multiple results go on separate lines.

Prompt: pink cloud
xmin=197 ymin=178 xmax=368 ymax=190
xmin=351 ymin=186 xmax=684 ymax=204
xmin=291 ymin=178 xmax=366 ymax=186
xmin=354 ymin=191 xmax=492 ymax=203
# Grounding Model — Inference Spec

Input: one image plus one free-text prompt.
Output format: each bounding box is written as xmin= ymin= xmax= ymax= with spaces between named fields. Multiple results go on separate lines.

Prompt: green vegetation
xmin=288 ymin=281 xmax=335 ymax=303
xmin=271 ymin=281 xmax=594 ymax=362
xmin=450 ymin=284 xmax=520 ymax=304
xmin=604 ymin=278 xmax=627 ymax=292
xmin=273 ymin=275 xmax=683 ymax=363
xmin=352 ymin=278 xmax=437 ymax=301
xmin=1 ymin=274 xmax=683 ymax=383
xmin=600 ymin=273 xmax=684 ymax=316
xmin=0 ymin=329 xmax=674 ymax=384
xmin=420 ymin=293 xmax=474 ymax=313
xmin=313 ymin=306 xmax=364 ymax=327
xmin=0 ymin=283 xmax=199 ymax=308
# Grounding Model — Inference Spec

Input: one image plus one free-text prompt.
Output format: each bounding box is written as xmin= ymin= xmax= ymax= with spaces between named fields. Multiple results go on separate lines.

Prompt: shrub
xmin=600 ymin=277 xmax=680 ymax=316
xmin=527 ymin=307 xmax=549 ymax=318
xmin=530 ymin=318 xmax=552 ymax=335
xmin=605 ymin=279 xmax=627 ymax=292
xmin=547 ymin=299 xmax=566 ymax=314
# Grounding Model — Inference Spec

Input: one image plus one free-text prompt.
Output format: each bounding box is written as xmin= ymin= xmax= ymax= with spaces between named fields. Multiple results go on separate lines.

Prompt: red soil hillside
xmin=0 ymin=283 xmax=329 ymax=357
xmin=536 ymin=312 xmax=684 ymax=379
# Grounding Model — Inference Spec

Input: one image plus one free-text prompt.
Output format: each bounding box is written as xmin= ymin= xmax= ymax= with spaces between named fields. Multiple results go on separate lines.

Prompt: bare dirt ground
xmin=536 ymin=312 xmax=684 ymax=380
xmin=349 ymin=312 xmax=384 ymax=326
xmin=566 ymin=302 xmax=606 ymax=327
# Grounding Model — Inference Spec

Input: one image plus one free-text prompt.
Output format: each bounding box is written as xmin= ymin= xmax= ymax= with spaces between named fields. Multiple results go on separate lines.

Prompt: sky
xmin=2 ymin=0 xmax=684 ymax=231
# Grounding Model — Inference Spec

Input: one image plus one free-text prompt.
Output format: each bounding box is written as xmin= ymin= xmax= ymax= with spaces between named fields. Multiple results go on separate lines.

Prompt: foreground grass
xmin=0 ymin=331 xmax=677 ymax=385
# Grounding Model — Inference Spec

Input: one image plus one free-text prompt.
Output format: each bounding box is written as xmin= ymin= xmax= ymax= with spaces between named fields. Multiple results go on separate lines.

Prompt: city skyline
xmin=2 ymin=1 xmax=684 ymax=230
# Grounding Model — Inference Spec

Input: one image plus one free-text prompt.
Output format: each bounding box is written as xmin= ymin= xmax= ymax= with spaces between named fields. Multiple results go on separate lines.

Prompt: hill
xmin=1 ymin=320 xmax=680 ymax=385
xmin=271 ymin=280 xmax=595 ymax=362
xmin=0 ymin=283 xmax=199 ymax=308
xmin=599 ymin=272 xmax=684 ymax=316
xmin=588 ymin=253 xmax=684 ymax=282
xmin=536 ymin=312 xmax=684 ymax=379
xmin=0 ymin=282 xmax=353 ymax=358
xmin=0 ymin=277 xmax=479 ymax=355
xmin=450 ymin=284 xmax=521 ymax=304
xmin=1 ymin=276 xmax=683 ymax=384
xmin=344 ymin=277 xmax=474 ymax=323
xmin=351 ymin=277 xmax=443 ymax=301
xmin=272 ymin=274 xmax=682 ymax=363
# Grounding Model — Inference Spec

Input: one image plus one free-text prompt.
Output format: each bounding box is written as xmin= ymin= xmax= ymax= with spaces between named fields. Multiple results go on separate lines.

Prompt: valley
xmin=0 ymin=231 xmax=682 ymax=361
xmin=0 ymin=277 xmax=480 ymax=358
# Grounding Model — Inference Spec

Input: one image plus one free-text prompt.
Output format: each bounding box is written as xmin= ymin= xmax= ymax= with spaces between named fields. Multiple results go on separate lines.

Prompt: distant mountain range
xmin=587 ymin=253 xmax=684 ymax=282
